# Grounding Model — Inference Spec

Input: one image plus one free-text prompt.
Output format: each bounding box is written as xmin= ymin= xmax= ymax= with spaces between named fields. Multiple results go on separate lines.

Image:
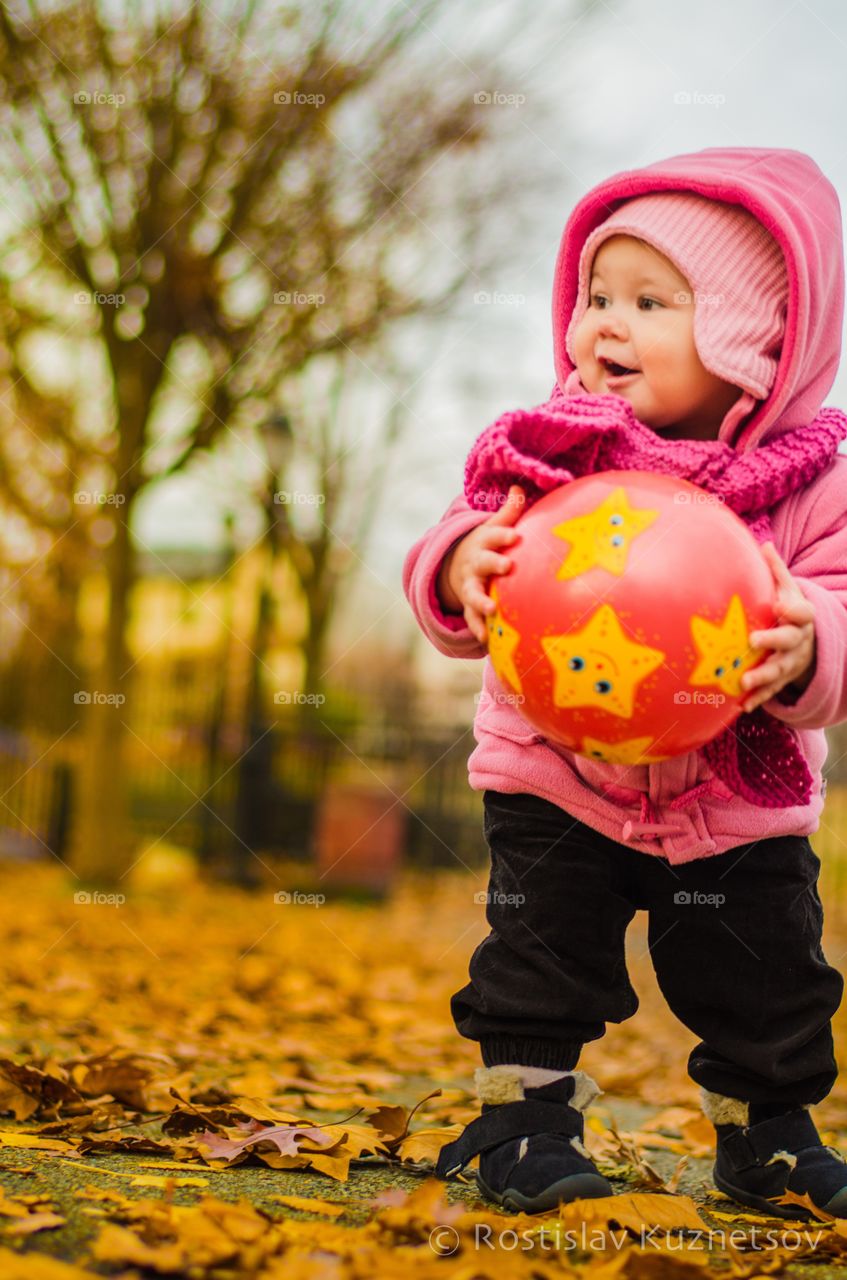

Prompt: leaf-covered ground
xmin=2 ymin=854 xmax=847 ymax=1277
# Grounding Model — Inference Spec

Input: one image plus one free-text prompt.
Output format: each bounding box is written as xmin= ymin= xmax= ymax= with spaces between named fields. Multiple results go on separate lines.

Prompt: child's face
xmin=570 ymin=235 xmax=742 ymax=440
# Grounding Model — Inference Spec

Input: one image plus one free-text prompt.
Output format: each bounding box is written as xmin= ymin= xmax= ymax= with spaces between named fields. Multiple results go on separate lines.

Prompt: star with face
xmin=552 ymin=487 xmax=658 ymax=579
xmin=688 ymin=593 xmax=764 ymax=697
xmin=581 ymin=734 xmax=670 ymax=764
xmin=541 ymin=603 xmax=665 ymax=719
xmin=486 ymin=585 xmax=523 ymax=694
xmin=569 ymin=235 xmax=743 ymax=441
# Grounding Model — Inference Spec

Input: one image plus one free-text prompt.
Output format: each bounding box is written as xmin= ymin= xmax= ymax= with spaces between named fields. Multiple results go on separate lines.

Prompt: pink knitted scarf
xmin=464 ymin=385 xmax=847 ymax=808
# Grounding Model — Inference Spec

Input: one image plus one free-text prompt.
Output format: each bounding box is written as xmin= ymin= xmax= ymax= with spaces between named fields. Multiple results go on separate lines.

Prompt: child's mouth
xmin=599 ymin=355 xmax=641 ymax=380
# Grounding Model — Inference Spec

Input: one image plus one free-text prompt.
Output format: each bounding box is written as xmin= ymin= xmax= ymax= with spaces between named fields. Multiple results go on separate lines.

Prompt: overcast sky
xmin=133 ymin=0 xmax=847 ymax=650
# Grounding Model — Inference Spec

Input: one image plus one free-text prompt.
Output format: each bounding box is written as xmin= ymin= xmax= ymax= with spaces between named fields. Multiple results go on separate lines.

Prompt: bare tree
xmin=0 ymin=0 xmax=556 ymax=880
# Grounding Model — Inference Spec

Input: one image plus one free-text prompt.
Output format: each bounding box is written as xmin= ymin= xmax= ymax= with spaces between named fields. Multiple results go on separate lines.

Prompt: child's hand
xmin=740 ymin=542 xmax=817 ymax=713
xmin=437 ymin=485 xmax=525 ymax=642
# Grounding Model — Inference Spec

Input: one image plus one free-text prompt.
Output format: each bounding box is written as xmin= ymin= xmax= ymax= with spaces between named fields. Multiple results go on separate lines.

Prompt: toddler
xmin=403 ymin=147 xmax=847 ymax=1218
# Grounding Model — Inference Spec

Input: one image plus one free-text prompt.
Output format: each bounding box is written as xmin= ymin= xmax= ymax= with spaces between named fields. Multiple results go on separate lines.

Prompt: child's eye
xmin=589 ymin=293 xmax=661 ymax=310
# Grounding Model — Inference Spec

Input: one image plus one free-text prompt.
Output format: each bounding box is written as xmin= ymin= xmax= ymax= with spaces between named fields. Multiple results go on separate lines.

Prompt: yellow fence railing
xmin=817 ymin=785 xmax=847 ymax=924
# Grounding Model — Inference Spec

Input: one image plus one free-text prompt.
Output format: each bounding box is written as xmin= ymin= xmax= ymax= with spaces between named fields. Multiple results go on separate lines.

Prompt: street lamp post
xmin=200 ymin=509 xmax=237 ymax=870
xmin=233 ymin=413 xmax=293 ymax=884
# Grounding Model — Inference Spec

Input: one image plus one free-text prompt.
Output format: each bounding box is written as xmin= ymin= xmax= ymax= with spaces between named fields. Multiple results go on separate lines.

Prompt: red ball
xmin=485 ymin=471 xmax=777 ymax=763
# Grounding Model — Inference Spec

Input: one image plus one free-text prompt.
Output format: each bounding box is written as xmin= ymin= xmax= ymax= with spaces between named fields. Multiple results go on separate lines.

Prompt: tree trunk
xmin=69 ymin=498 xmax=136 ymax=885
xmin=301 ymin=587 xmax=333 ymax=707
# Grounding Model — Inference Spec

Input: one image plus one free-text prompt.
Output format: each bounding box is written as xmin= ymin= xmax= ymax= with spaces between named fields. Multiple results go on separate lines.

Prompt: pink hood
xmin=552 ymin=147 xmax=844 ymax=451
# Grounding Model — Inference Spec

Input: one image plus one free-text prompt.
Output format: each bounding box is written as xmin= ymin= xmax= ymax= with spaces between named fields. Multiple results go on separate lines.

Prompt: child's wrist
xmin=436 ymin=550 xmax=463 ymax=614
xmin=775 ymin=647 xmax=816 ymax=704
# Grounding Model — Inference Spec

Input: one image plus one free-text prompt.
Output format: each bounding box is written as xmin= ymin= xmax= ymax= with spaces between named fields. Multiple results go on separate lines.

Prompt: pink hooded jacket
xmin=403 ymin=147 xmax=847 ymax=865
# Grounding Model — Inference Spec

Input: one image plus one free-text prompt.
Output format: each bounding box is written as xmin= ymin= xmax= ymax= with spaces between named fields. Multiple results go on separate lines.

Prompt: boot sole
xmin=476 ymin=1169 xmax=613 ymax=1215
xmin=713 ymin=1169 xmax=815 ymax=1221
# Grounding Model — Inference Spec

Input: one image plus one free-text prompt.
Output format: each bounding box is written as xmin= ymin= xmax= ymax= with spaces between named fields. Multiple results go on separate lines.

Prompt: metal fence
xmin=5 ymin=650 xmax=847 ymax=882
xmin=0 ymin=654 xmax=486 ymax=873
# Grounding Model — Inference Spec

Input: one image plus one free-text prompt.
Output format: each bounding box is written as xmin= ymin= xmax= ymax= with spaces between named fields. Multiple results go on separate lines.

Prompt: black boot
xmin=703 ymin=1089 xmax=847 ymax=1220
xmin=435 ymin=1065 xmax=613 ymax=1214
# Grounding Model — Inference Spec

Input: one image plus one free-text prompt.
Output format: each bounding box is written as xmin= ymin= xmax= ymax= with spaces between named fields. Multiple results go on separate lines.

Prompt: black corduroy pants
xmin=451 ymin=790 xmax=843 ymax=1107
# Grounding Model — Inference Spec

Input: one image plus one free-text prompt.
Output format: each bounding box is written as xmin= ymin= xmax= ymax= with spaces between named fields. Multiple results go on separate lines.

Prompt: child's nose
xmin=597 ymin=310 xmax=628 ymax=338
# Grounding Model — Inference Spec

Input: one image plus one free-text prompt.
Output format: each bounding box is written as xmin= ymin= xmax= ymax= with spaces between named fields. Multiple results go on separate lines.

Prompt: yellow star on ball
xmin=486 ymin=586 xmax=523 ymax=695
xmin=581 ymin=735 xmax=671 ymax=765
xmin=541 ymin=603 xmax=665 ymax=718
xmin=553 ymin=487 xmax=659 ymax=580
xmin=688 ymin=593 xmax=763 ymax=697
